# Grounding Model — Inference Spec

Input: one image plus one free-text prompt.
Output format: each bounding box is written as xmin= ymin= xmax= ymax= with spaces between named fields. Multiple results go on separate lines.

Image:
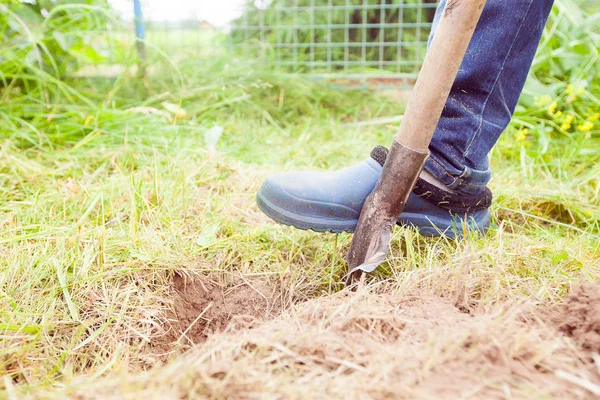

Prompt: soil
xmin=142 ymin=286 xmax=600 ymax=399
xmin=559 ymin=283 xmax=600 ymax=353
xmin=74 ymin=282 xmax=600 ymax=399
xmin=149 ymin=273 xmax=283 ymax=358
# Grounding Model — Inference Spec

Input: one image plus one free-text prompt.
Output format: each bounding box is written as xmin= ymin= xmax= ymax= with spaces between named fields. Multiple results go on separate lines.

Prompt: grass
xmin=1 ymin=61 xmax=599 ymax=397
xmin=1 ymin=1 xmax=600 ymax=398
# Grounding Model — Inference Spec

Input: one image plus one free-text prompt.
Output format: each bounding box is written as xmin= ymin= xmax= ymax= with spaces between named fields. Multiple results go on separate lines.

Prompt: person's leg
xmin=425 ymin=0 xmax=554 ymax=195
xmin=257 ymin=0 xmax=554 ymax=236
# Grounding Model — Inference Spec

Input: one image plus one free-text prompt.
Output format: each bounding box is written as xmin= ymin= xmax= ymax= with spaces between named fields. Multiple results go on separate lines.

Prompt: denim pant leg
xmin=424 ymin=0 xmax=554 ymax=195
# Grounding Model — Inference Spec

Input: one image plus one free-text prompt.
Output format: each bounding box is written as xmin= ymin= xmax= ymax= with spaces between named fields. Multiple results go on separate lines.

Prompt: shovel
xmin=346 ymin=0 xmax=487 ymax=284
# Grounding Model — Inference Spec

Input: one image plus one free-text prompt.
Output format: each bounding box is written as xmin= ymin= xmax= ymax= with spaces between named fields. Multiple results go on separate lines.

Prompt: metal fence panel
xmin=226 ymin=0 xmax=437 ymax=75
xmin=135 ymin=0 xmax=437 ymax=77
xmin=102 ymin=0 xmax=597 ymax=79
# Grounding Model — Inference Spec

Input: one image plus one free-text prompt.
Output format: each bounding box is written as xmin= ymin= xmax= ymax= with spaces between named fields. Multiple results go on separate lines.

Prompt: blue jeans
xmin=425 ymin=0 xmax=554 ymax=195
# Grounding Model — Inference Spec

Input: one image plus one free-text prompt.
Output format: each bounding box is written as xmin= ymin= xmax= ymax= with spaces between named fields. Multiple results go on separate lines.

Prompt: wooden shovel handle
xmin=396 ymin=0 xmax=487 ymax=152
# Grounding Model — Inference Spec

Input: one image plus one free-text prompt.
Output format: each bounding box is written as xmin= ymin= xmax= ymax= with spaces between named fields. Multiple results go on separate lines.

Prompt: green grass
xmin=1 ymin=60 xmax=599 ymax=394
xmin=1 ymin=1 xmax=600 ymax=397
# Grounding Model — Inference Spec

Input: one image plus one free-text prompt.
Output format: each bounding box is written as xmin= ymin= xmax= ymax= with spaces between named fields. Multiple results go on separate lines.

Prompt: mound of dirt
xmin=150 ymin=273 xmax=284 ymax=357
xmin=559 ymin=283 xmax=600 ymax=353
xmin=120 ymin=286 xmax=597 ymax=399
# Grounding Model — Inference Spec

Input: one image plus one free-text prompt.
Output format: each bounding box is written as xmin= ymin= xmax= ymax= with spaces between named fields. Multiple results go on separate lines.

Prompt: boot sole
xmin=257 ymin=191 xmax=491 ymax=239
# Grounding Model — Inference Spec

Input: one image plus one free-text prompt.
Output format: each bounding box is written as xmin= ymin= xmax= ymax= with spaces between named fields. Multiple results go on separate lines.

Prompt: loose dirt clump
xmin=150 ymin=273 xmax=284 ymax=358
xmin=559 ymin=283 xmax=600 ymax=353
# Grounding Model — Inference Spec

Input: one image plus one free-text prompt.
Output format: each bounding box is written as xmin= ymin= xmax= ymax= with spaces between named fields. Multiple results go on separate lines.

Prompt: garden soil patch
xmin=150 ymin=273 xmax=284 ymax=358
xmin=89 ymin=284 xmax=600 ymax=399
xmin=559 ymin=282 xmax=600 ymax=353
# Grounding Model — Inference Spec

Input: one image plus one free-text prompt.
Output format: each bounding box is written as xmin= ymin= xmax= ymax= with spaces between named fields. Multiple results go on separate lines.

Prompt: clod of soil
xmin=559 ymin=283 xmax=600 ymax=353
xmin=150 ymin=273 xmax=283 ymax=357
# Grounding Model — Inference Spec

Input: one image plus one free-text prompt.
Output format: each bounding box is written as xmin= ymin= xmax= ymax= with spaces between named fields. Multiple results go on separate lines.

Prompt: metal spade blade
xmin=346 ymin=140 xmax=428 ymax=284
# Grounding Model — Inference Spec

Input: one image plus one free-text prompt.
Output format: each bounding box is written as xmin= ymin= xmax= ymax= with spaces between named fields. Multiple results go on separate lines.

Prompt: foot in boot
xmin=257 ymin=146 xmax=492 ymax=238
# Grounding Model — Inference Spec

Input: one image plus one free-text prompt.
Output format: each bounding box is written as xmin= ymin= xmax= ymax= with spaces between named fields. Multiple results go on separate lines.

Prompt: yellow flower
xmin=516 ymin=128 xmax=528 ymax=142
xmin=535 ymin=95 xmax=553 ymax=107
xmin=560 ymin=116 xmax=573 ymax=131
xmin=565 ymin=84 xmax=574 ymax=95
xmin=589 ymin=113 xmax=600 ymax=122
xmin=577 ymin=121 xmax=594 ymax=132
xmin=554 ymin=111 xmax=563 ymax=118
xmin=548 ymin=102 xmax=558 ymax=115
xmin=576 ymin=87 xmax=585 ymax=95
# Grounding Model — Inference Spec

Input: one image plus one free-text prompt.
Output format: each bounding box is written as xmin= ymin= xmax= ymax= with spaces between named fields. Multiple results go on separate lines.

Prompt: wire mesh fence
xmin=227 ymin=0 xmax=437 ymax=75
xmin=96 ymin=0 xmax=597 ymax=79
xmin=134 ymin=0 xmax=438 ymax=77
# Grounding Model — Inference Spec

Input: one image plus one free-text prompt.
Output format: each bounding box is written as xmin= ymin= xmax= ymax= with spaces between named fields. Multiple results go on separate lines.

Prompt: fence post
xmin=133 ymin=0 xmax=146 ymax=76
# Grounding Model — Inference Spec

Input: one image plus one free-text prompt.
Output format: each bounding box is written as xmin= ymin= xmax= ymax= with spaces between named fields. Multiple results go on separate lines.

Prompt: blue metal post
xmin=133 ymin=0 xmax=146 ymax=41
xmin=133 ymin=0 xmax=146 ymax=75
